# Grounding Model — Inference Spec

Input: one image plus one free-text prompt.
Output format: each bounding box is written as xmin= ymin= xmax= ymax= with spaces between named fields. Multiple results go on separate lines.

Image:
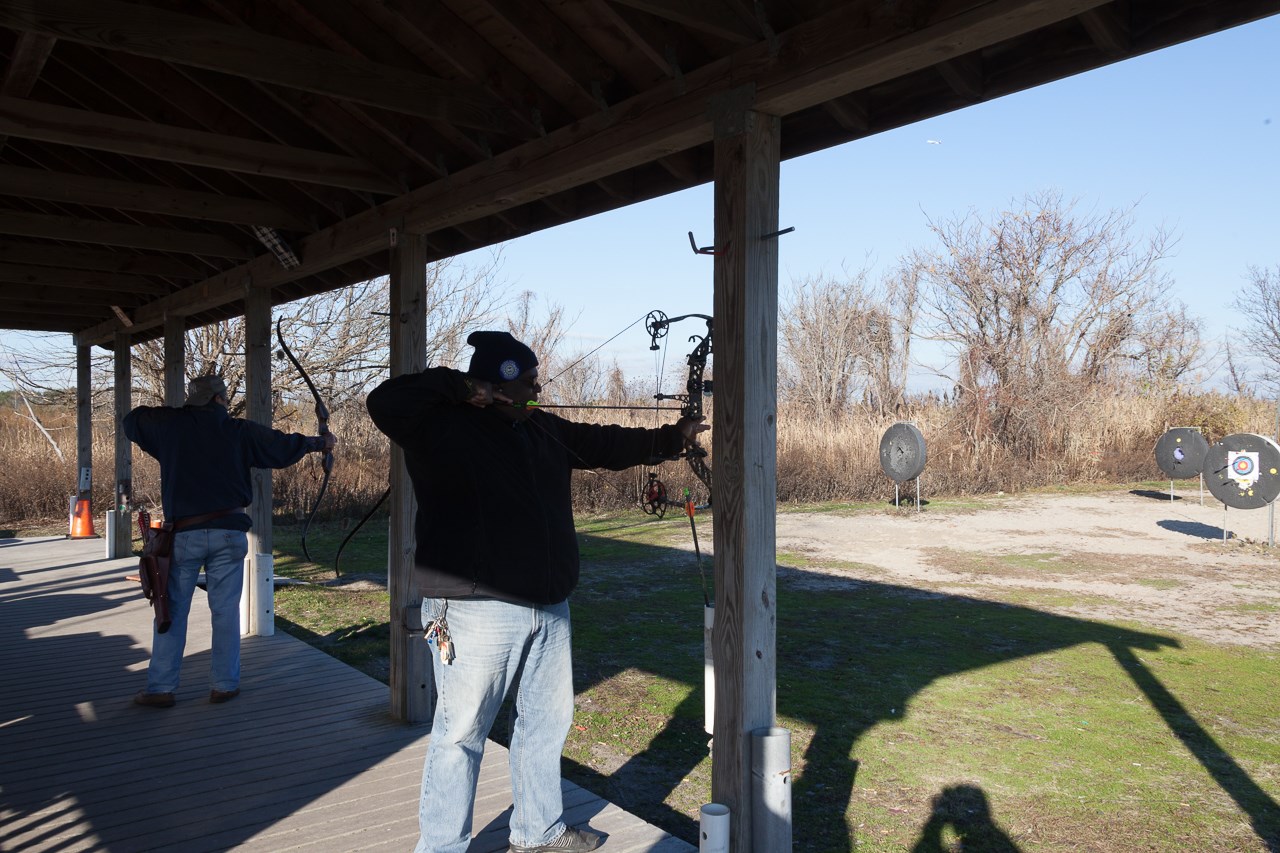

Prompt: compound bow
xmin=640 ymin=310 xmax=713 ymax=517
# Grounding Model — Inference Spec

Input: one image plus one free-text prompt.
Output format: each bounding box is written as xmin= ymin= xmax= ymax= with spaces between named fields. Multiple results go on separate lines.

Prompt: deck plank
xmin=0 ymin=537 xmax=694 ymax=853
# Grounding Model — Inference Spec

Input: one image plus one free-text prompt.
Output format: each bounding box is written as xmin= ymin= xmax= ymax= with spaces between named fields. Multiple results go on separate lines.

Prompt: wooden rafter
xmin=0 ymin=210 xmax=254 ymax=258
xmin=0 ymin=96 xmax=403 ymax=195
xmin=0 ymin=239 xmax=201 ymax=277
xmin=0 ymin=261 xmax=169 ymax=294
xmin=607 ymin=0 xmax=760 ymax=45
xmin=0 ymin=165 xmax=311 ymax=230
xmin=0 ymin=0 xmax=535 ymax=137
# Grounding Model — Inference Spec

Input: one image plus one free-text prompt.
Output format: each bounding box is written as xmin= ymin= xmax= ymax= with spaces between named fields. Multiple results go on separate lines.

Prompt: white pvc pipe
xmin=700 ymin=803 xmax=729 ymax=853
xmin=751 ymin=727 xmax=793 ymax=853
xmin=253 ymin=552 xmax=274 ymax=636
xmin=704 ymin=604 xmax=715 ymax=735
xmin=103 ymin=512 xmax=116 ymax=560
xmin=239 ymin=557 xmax=251 ymax=635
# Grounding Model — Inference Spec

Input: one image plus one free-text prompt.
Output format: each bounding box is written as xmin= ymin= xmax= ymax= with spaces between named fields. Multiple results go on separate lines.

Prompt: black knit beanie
xmin=466 ymin=331 xmax=538 ymax=383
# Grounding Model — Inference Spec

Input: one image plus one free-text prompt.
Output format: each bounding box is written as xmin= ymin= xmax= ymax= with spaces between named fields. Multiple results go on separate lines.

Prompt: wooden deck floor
xmin=0 ymin=536 xmax=694 ymax=853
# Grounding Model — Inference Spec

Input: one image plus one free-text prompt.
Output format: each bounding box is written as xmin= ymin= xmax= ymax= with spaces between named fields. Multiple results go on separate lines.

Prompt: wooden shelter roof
xmin=0 ymin=0 xmax=1276 ymax=345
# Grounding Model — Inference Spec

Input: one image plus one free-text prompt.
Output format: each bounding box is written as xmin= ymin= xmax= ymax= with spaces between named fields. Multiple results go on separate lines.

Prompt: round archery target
xmin=1153 ymin=427 xmax=1209 ymax=478
xmin=1204 ymin=433 xmax=1280 ymax=510
xmin=879 ymin=422 xmax=927 ymax=483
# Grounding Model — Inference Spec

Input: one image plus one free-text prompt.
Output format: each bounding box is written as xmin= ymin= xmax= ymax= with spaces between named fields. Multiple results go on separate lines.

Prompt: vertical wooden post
xmin=112 ymin=331 xmax=134 ymax=558
xmin=76 ymin=344 xmax=92 ymax=506
xmin=709 ymin=102 xmax=783 ymax=852
xmin=388 ymin=226 xmax=432 ymax=722
xmin=244 ymin=283 xmax=274 ymax=635
xmin=162 ymin=313 xmax=185 ymax=407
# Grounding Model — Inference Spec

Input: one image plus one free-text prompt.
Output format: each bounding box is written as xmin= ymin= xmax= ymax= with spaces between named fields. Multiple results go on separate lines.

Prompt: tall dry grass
xmin=3 ymin=389 xmax=1277 ymax=527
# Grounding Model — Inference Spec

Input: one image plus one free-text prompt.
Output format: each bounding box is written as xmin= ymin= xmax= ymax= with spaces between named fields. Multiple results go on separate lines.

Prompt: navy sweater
xmin=366 ymin=367 xmax=685 ymax=605
xmin=123 ymin=403 xmax=315 ymax=530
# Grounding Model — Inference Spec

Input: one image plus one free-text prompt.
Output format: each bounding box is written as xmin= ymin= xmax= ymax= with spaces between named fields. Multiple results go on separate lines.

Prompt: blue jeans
xmin=415 ymin=597 xmax=575 ymax=853
xmin=145 ymin=528 xmax=248 ymax=694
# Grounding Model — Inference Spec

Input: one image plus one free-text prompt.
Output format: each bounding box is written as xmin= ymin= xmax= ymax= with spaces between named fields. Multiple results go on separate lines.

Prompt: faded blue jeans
xmin=145 ymin=528 xmax=248 ymax=694
xmin=415 ymin=597 xmax=574 ymax=853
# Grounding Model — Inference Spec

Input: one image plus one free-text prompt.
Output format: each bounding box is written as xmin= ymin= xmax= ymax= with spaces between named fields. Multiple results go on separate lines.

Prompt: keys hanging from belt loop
xmin=425 ymin=601 xmax=454 ymax=665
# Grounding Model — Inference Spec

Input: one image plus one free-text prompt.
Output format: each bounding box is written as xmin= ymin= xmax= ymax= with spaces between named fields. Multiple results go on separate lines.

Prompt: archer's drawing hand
xmin=464 ymin=378 xmax=513 ymax=409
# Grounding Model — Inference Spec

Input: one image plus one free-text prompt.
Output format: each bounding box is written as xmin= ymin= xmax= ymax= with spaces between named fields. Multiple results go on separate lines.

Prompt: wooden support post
xmin=388 ymin=226 xmax=432 ymax=722
xmin=244 ymin=283 xmax=274 ymax=635
xmin=709 ymin=102 xmax=783 ymax=853
xmin=112 ymin=331 xmax=133 ymax=558
xmin=162 ymin=312 xmax=185 ymax=407
xmin=76 ymin=344 xmax=92 ymax=504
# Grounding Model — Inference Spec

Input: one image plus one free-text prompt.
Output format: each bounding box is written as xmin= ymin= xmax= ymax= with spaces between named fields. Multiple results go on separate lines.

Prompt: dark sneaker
xmin=134 ymin=691 xmax=175 ymax=708
xmin=509 ymin=826 xmax=603 ymax=852
xmin=209 ymin=688 xmax=240 ymax=704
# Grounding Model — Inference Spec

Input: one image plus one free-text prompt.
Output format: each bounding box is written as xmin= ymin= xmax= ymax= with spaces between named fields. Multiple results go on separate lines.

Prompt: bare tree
xmin=912 ymin=190 xmax=1180 ymax=453
xmin=1231 ymin=264 xmax=1280 ymax=393
xmin=779 ymin=270 xmax=872 ymax=419
xmin=779 ymin=266 xmax=916 ymax=419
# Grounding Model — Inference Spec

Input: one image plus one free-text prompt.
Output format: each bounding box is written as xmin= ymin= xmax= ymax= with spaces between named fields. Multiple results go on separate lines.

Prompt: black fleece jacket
xmin=123 ymin=402 xmax=315 ymax=530
xmin=366 ymin=367 xmax=686 ymax=605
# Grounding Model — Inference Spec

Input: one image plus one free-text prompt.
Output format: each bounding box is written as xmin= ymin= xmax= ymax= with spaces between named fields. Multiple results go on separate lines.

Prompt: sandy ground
xmin=774 ymin=488 xmax=1280 ymax=648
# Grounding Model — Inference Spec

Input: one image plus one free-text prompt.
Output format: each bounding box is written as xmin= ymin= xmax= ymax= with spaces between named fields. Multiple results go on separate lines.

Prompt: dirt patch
xmin=774 ymin=490 xmax=1280 ymax=647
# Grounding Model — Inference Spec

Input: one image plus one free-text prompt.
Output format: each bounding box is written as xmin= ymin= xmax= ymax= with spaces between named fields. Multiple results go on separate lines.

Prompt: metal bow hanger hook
xmin=688 ymin=226 xmax=793 ymax=255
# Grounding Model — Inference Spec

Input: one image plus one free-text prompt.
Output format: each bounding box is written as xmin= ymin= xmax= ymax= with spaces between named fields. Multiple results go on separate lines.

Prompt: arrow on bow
xmin=276 ymin=318 xmax=333 ymax=564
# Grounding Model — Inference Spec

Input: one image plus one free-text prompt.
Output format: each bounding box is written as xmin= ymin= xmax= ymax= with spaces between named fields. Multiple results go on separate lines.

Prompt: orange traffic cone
xmin=69 ymin=498 xmax=98 ymax=539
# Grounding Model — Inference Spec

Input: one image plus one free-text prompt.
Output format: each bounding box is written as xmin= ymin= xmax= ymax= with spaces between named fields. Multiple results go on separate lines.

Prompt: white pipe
xmin=700 ymin=803 xmax=729 ymax=853
xmin=104 ymin=511 xmax=116 ymax=560
xmin=239 ymin=556 xmax=251 ymax=635
xmin=253 ymin=553 xmax=275 ymax=636
xmin=704 ymin=604 xmax=715 ymax=735
xmin=752 ymin=726 xmax=792 ymax=853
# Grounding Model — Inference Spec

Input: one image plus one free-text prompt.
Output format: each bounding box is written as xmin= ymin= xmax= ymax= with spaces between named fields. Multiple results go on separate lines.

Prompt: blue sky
xmin=2 ymin=15 xmax=1276 ymax=393
xmin=465 ymin=14 xmax=1279 ymax=391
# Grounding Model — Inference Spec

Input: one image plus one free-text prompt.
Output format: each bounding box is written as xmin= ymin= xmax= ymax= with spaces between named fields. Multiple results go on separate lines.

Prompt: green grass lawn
xmin=271 ymin=508 xmax=1280 ymax=852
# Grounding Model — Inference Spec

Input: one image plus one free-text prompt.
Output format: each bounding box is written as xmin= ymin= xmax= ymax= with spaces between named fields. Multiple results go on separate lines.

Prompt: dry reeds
xmin=2 ymin=389 xmax=1276 ymax=526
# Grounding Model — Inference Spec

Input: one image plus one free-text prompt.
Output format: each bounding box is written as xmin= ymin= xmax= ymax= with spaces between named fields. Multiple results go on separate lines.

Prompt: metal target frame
xmin=879 ymin=422 xmax=928 ymax=511
xmin=1154 ymin=426 xmax=1208 ymax=505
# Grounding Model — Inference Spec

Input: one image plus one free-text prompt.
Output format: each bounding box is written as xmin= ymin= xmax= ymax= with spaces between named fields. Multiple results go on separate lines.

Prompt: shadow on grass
xmin=570 ymin=533 xmax=1280 ymax=851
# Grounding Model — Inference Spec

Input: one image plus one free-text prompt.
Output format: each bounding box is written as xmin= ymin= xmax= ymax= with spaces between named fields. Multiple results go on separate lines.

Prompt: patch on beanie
xmin=499 ymin=359 xmax=521 ymax=380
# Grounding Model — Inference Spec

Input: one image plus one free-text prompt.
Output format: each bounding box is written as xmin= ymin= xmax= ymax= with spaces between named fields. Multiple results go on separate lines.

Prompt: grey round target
xmin=1154 ymin=427 xmax=1209 ymax=479
xmin=1203 ymin=433 xmax=1280 ymax=510
xmin=880 ymin=422 xmax=927 ymax=483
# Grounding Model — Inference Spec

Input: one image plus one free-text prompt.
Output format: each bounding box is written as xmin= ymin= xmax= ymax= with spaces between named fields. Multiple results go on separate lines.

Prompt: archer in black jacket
xmin=366 ymin=331 xmax=706 ymax=853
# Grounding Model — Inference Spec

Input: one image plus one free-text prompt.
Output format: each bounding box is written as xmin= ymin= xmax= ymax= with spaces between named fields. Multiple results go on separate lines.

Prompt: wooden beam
xmin=0 ymin=31 xmax=55 ymax=150
xmin=1079 ymin=5 xmax=1130 ymax=56
xmin=387 ymin=227 xmax=431 ymax=723
xmin=0 ymin=284 xmax=148 ymax=306
xmin=74 ymin=0 xmax=1137 ymax=346
xmin=0 ymin=261 xmax=169 ymax=294
xmin=0 ymin=296 xmax=107 ymax=317
xmin=0 ymin=210 xmax=255 ymax=258
xmin=2 ymin=31 xmax=55 ymax=97
xmin=244 ymin=284 xmax=274 ymax=636
xmin=935 ymin=53 xmax=985 ymax=102
xmin=0 ymin=165 xmax=311 ymax=231
xmin=0 ymin=0 xmax=533 ymax=137
xmin=0 ymin=310 xmax=82 ymax=332
xmin=710 ymin=107 xmax=781 ymax=852
xmin=76 ymin=344 xmax=92 ymax=503
xmin=608 ymin=0 xmax=760 ymax=44
xmin=163 ymin=312 xmax=185 ymax=407
xmin=0 ymin=240 xmax=201 ymax=278
xmin=112 ymin=330 xmax=133 ymax=558
xmin=0 ymin=96 xmax=404 ymax=196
